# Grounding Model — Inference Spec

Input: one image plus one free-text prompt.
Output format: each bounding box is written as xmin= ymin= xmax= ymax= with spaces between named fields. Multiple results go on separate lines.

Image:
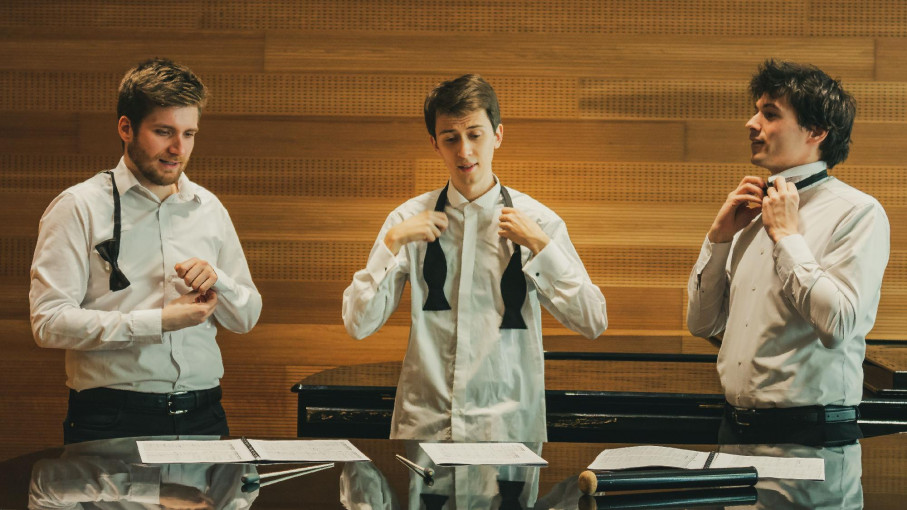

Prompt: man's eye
xmin=156 ymin=129 xmax=170 ymax=136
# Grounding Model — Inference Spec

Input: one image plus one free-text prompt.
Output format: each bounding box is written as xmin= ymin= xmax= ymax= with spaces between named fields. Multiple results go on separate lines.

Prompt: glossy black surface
xmin=4 ymin=434 xmax=907 ymax=509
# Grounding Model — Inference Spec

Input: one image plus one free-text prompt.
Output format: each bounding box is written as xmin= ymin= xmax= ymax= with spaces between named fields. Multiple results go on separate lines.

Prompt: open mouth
xmin=458 ymin=163 xmax=477 ymax=172
xmin=159 ymin=159 xmax=180 ymax=169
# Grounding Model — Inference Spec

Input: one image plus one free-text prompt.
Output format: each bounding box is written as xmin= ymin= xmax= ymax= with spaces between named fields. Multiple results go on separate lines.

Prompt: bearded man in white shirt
xmin=30 ymin=58 xmax=262 ymax=443
xmin=343 ymin=74 xmax=608 ymax=441
xmin=687 ymin=60 xmax=890 ymax=446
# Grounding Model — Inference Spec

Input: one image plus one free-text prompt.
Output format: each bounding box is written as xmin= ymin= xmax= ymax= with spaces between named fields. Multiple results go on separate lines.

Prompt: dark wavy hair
xmin=117 ymin=58 xmax=208 ymax=129
xmin=750 ymin=59 xmax=856 ymax=168
xmin=424 ymin=74 xmax=501 ymax=138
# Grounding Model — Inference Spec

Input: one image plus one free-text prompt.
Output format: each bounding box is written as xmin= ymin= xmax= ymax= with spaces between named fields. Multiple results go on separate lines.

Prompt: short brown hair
xmin=424 ymin=74 xmax=501 ymax=137
xmin=117 ymin=58 xmax=208 ymax=129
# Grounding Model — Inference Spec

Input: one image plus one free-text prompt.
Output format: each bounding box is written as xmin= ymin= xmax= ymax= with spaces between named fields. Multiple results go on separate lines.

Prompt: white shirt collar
xmin=112 ymin=157 xmax=202 ymax=204
xmin=446 ymin=175 xmax=502 ymax=210
xmin=767 ymin=161 xmax=828 ymax=185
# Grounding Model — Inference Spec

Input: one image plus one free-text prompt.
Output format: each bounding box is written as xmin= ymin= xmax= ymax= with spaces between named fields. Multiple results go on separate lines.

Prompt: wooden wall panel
xmin=1 ymin=0 xmax=905 ymax=460
xmin=0 ymin=28 xmax=264 ymax=74
xmin=687 ymin=121 xmax=907 ymax=165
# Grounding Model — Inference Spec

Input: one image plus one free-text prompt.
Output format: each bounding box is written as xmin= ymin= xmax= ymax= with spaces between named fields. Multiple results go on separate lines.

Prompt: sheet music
xmin=709 ymin=452 xmax=825 ymax=480
xmin=420 ymin=443 xmax=547 ymax=466
xmin=138 ymin=439 xmax=254 ymax=463
xmin=587 ymin=445 xmax=709 ymax=470
xmin=587 ymin=445 xmax=825 ymax=481
xmin=246 ymin=439 xmax=370 ymax=462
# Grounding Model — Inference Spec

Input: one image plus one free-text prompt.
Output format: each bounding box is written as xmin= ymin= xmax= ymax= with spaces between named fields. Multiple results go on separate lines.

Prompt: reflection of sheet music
xmin=420 ymin=443 xmax=547 ymax=466
xmin=587 ymin=446 xmax=824 ymax=481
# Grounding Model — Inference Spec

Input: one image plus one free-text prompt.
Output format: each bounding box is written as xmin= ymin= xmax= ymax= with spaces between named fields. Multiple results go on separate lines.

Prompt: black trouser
xmin=718 ymin=403 xmax=862 ymax=447
xmin=64 ymin=386 xmax=229 ymax=444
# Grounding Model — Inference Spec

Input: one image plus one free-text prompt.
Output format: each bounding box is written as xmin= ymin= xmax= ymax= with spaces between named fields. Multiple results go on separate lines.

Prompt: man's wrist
xmin=383 ymin=230 xmax=401 ymax=255
xmin=707 ymin=229 xmax=732 ymax=244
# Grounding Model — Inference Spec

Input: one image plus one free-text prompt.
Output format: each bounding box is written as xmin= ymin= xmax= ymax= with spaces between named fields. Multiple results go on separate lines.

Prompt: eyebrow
xmin=438 ymin=125 xmax=486 ymax=134
xmin=149 ymin=123 xmax=198 ymax=132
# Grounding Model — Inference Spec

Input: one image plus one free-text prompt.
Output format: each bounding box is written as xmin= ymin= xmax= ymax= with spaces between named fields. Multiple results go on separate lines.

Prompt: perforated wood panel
xmin=1 ymin=0 xmax=906 ymax=461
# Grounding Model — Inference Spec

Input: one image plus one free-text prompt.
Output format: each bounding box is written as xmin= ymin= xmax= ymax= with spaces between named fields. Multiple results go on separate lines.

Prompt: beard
xmin=126 ymin=140 xmax=187 ymax=186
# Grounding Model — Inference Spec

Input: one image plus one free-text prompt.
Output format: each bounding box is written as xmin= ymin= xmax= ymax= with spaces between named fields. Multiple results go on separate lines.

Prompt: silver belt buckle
xmin=733 ymin=408 xmax=757 ymax=426
xmin=167 ymin=391 xmax=190 ymax=415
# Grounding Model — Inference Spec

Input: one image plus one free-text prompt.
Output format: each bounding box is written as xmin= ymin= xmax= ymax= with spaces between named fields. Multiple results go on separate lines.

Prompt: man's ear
xmin=808 ymin=126 xmax=828 ymax=146
xmin=117 ymin=116 xmax=134 ymax=144
xmin=429 ymin=135 xmax=440 ymax=154
xmin=493 ymin=123 xmax=503 ymax=149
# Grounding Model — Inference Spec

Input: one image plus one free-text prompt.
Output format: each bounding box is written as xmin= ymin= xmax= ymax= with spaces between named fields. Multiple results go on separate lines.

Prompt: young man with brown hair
xmin=30 ymin=58 xmax=262 ymax=443
xmin=343 ymin=74 xmax=607 ymax=442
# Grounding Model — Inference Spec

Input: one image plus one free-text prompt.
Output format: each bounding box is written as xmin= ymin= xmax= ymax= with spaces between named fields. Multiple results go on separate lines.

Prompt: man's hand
xmin=175 ymin=258 xmax=218 ymax=294
xmin=499 ymin=207 xmax=550 ymax=255
xmin=383 ymin=211 xmax=449 ymax=255
xmin=162 ymin=291 xmax=218 ymax=332
xmin=707 ymin=176 xmax=766 ymax=243
xmin=159 ymin=482 xmax=214 ymax=510
xmin=761 ymin=176 xmax=800 ymax=243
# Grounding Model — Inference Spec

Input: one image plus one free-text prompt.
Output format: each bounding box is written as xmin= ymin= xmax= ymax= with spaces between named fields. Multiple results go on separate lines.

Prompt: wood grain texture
xmin=1 ymin=0 xmax=905 ymax=462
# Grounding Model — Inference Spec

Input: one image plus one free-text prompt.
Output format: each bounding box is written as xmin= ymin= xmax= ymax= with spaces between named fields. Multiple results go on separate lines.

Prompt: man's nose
xmin=745 ymin=113 xmax=760 ymax=131
xmin=168 ymin=137 xmax=185 ymax=155
xmin=458 ymin=140 xmax=473 ymax=158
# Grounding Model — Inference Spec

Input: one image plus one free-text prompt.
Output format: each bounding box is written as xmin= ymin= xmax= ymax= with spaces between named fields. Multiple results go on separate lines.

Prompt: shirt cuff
xmin=704 ymin=236 xmax=732 ymax=261
xmin=126 ymin=464 xmax=162 ymax=504
xmin=210 ymin=265 xmax=235 ymax=295
xmin=773 ymin=233 xmax=815 ymax=284
xmin=131 ymin=309 xmax=162 ymax=343
xmin=523 ymin=241 xmax=571 ymax=295
xmin=366 ymin=242 xmax=400 ymax=285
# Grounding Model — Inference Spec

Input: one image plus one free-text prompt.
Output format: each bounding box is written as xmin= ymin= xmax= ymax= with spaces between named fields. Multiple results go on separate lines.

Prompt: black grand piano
xmin=292 ymin=341 xmax=907 ymax=443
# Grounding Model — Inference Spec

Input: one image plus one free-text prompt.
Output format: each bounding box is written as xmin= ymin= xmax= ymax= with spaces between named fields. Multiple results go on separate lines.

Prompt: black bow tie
xmin=95 ymin=171 xmax=131 ymax=292
xmin=422 ymin=183 xmax=528 ymax=329
xmin=762 ymin=169 xmax=828 ymax=195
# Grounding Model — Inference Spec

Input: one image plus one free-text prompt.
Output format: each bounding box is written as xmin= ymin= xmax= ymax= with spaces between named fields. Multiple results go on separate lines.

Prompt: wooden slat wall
xmin=0 ymin=0 xmax=905 ymax=460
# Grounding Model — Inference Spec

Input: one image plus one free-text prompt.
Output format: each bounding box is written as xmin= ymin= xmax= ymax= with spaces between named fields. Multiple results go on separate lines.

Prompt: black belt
xmin=70 ymin=386 xmax=222 ymax=416
xmin=725 ymin=402 xmax=859 ymax=427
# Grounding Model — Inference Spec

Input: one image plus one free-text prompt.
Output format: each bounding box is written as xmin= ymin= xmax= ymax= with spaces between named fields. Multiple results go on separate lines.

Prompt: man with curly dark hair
xmin=687 ymin=60 xmax=890 ymax=446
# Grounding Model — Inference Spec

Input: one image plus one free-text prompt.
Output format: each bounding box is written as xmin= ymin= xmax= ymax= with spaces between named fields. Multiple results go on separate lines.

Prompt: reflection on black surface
xmin=340 ymin=460 xmax=401 ymax=510
xmin=28 ymin=436 xmax=258 ymax=510
xmin=404 ymin=442 xmax=542 ymax=510
xmin=577 ymin=487 xmax=757 ymax=509
xmin=339 ymin=441 xmax=543 ymax=509
xmin=719 ymin=442 xmax=863 ymax=509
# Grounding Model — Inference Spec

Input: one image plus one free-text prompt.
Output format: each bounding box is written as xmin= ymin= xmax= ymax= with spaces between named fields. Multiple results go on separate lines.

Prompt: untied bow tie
xmin=761 ymin=169 xmax=829 ymax=195
xmin=95 ymin=171 xmax=131 ymax=292
xmin=422 ymin=183 xmax=528 ymax=329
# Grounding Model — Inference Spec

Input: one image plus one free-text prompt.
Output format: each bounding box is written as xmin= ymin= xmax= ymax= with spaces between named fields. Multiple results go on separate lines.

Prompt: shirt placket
xmin=160 ymin=200 xmax=187 ymax=391
xmin=451 ymin=203 xmax=478 ymax=441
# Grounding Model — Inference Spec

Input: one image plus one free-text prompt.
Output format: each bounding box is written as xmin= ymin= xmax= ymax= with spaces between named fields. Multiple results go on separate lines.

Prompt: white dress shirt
xmin=30 ymin=158 xmax=262 ymax=393
xmin=688 ymin=161 xmax=890 ymax=408
xmin=343 ymin=180 xmax=607 ymax=441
